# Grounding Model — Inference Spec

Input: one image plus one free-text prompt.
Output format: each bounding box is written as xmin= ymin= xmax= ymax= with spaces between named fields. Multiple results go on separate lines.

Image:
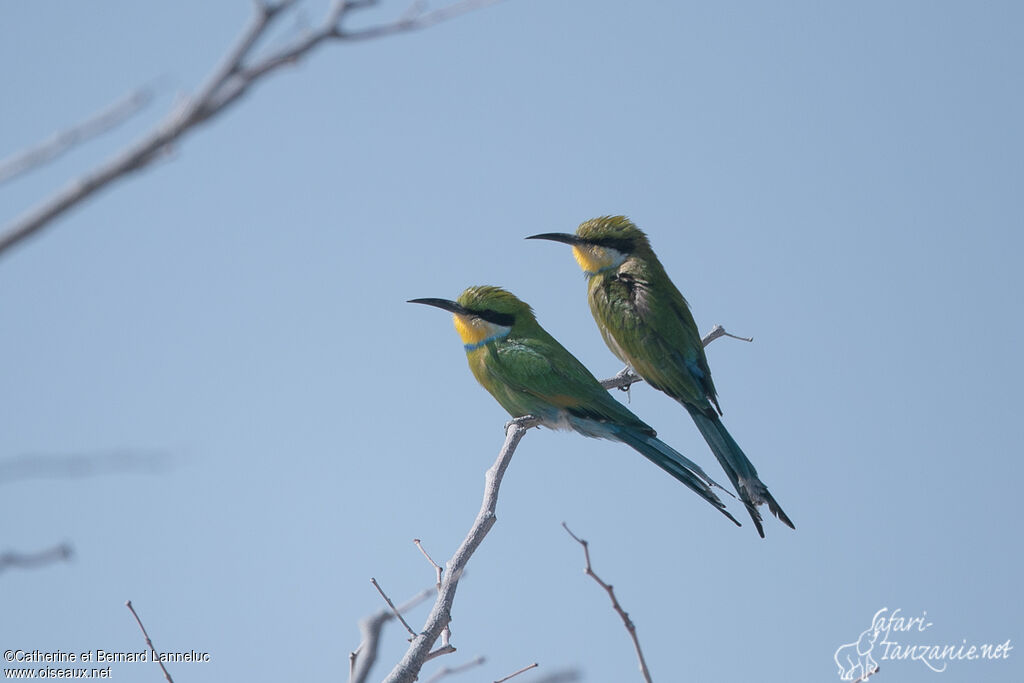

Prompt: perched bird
xmin=527 ymin=216 xmax=793 ymax=537
xmin=409 ymin=285 xmax=740 ymax=527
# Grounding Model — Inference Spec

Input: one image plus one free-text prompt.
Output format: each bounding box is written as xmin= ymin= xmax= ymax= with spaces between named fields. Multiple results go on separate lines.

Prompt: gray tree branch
xmin=380 ymin=325 xmax=749 ymax=681
xmin=125 ymin=600 xmax=174 ymax=683
xmin=0 ymin=0 xmax=503 ymax=259
xmin=0 ymin=449 xmax=170 ymax=485
xmin=350 ymin=588 xmax=433 ymax=683
xmin=380 ymin=415 xmax=536 ymax=683
xmin=0 ymin=544 xmax=72 ymax=574
xmin=0 ymin=87 xmax=153 ymax=185
xmin=562 ymin=523 xmax=652 ymax=683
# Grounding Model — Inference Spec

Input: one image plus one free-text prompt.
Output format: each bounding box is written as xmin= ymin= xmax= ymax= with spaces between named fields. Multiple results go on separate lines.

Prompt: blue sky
xmin=1 ymin=1 xmax=1021 ymax=681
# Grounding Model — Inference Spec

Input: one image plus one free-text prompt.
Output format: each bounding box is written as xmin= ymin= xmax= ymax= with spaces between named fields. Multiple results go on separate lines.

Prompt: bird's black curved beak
xmin=525 ymin=232 xmax=584 ymax=246
xmin=407 ymin=298 xmax=472 ymax=316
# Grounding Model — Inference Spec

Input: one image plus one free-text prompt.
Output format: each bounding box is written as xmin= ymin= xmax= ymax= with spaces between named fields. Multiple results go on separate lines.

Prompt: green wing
xmin=591 ymin=265 xmax=718 ymax=412
xmin=478 ymin=330 xmax=654 ymax=434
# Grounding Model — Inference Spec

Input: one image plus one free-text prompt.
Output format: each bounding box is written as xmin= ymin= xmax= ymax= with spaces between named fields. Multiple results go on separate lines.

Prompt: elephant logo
xmin=835 ymin=624 xmax=882 ymax=681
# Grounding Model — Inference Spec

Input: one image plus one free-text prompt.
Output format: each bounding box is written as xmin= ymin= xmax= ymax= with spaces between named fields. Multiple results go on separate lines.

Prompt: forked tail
xmin=685 ymin=405 xmax=794 ymax=538
xmin=612 ymin=426 xmax=742 ymax=528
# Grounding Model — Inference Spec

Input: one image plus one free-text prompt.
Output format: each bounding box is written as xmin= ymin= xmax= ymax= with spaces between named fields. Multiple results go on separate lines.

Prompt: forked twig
xmin=0 ymin=0 xmax=505 ymax=258
xmin=382 ymin=323 xmax=750 ymax=681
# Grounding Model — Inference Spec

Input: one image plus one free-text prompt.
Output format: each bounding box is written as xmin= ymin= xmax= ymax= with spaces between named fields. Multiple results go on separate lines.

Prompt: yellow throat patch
xmin=572 ymin=244 xmax=622 ymax=275
xmin=453 ymin=314 xmax=508 ymax=348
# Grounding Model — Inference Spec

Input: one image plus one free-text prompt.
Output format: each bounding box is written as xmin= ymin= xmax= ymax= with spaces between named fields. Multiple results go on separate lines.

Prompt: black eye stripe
xmin=589 ymin=237 xmax=634 ymax=253
xmin=471 ymin=309 xmax=515 ymax=326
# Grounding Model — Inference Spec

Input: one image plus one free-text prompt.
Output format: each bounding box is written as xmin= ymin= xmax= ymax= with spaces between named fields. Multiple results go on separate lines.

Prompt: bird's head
xmin=526 ymin=215 xmax=649 ymax=276
xmin=409 ymin=286 xmax=535 ymax=350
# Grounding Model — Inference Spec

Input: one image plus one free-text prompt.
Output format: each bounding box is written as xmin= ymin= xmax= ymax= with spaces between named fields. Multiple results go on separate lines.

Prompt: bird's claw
xmin=504 ymin=415 xmax=538 ymax=434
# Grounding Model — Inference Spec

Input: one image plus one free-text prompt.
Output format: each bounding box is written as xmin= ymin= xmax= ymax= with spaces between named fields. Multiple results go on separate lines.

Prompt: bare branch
xmin=0 ymin=87 xmax=153 ymax=185
xmin=425 ymin=645 xmax=457 ymax=661
xmin=381 ymin=417 xmax=533 ymax=683
xmin=600 ymin=367 xmax=643 ymax=391
xmin=0 ymin=450 xmax=170 ymax=485
xmin=425 ymin=656 xmax=486 ymax=683
xmin=339 ymin=0 xmax=505 ymax=41
xmin=493 ymin=662 xmax=538 ymax=682
xmin=414 ymin=538 xmax=443 ymax=591
xmin=702 ymin=323 xmax=753 ymax=345
xmin=371 ymin=577 xmax=419 ymax=639
xmin=380 ymin=323 xmax=751 ymax=680
xmin=350 ymin=588 xmax=433 ymax=683
xmin=125 ymin=600 xmax=174 ymax=683
xmin=0 ymin=0 xmax=505 ymax=258
xmin=0 ymin=543 xmax=72 ymax=574
xmin=562 ymin=523 xmax=652 ymax=683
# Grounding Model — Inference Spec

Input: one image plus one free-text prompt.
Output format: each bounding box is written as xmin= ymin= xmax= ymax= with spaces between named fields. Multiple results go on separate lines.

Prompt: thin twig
xmin=424 ymin=655 xmax=486 ymax=683
xmin=0 ymin=0 xmax=505 ymax=258
xmin=414 ymin=538 xmax=450 ymax=647
xmin=350 ymin=588 xmax=433 ymax=683
xmin=702 ymin=324 xmax=753 ymax=345
xmin=349 ymin=647 xmax=360 ymax=682
xmin=562 ymin=523 xmax=652 ymax=683
xmin=424 ymin=645 xmax=457 ymax=661
xmin=381 ymin=415 xmax=537 ymax=683
xmin=494 ymin=661 xmax=539 ymax=682
xmin=379 ymin=323 xmax=749 ymax=681
xmin=0 ymin=87 xmax=153 ymax=185
xmin=125 ymin=601 xmax=174 ymax=683
xmin=414 ymin=538 xmax=443 ymax=591
xmin=371 ymin=577 xmax=418 ymax=638
xmin=0 ymin=544 xmax=72 ymax=573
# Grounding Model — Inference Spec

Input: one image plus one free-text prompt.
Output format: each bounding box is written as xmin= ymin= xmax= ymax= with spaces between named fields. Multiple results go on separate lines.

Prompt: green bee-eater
xmin=409 ymin=285 xmax=740 ymax=527
xmin=528 ymin=217 xmax=793 ymax=537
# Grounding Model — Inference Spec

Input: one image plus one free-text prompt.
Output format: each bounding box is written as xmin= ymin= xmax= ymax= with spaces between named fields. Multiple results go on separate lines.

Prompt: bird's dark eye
xmin=592 ymin=237 xmax=634 ymax=254
xmin=475 ymin=309 xmax=515 ymax=326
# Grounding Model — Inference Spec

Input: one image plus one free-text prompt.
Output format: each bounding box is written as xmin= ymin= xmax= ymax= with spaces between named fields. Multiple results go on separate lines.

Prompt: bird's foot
xmin=504 ymin=415 xmax=539 ymax=435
